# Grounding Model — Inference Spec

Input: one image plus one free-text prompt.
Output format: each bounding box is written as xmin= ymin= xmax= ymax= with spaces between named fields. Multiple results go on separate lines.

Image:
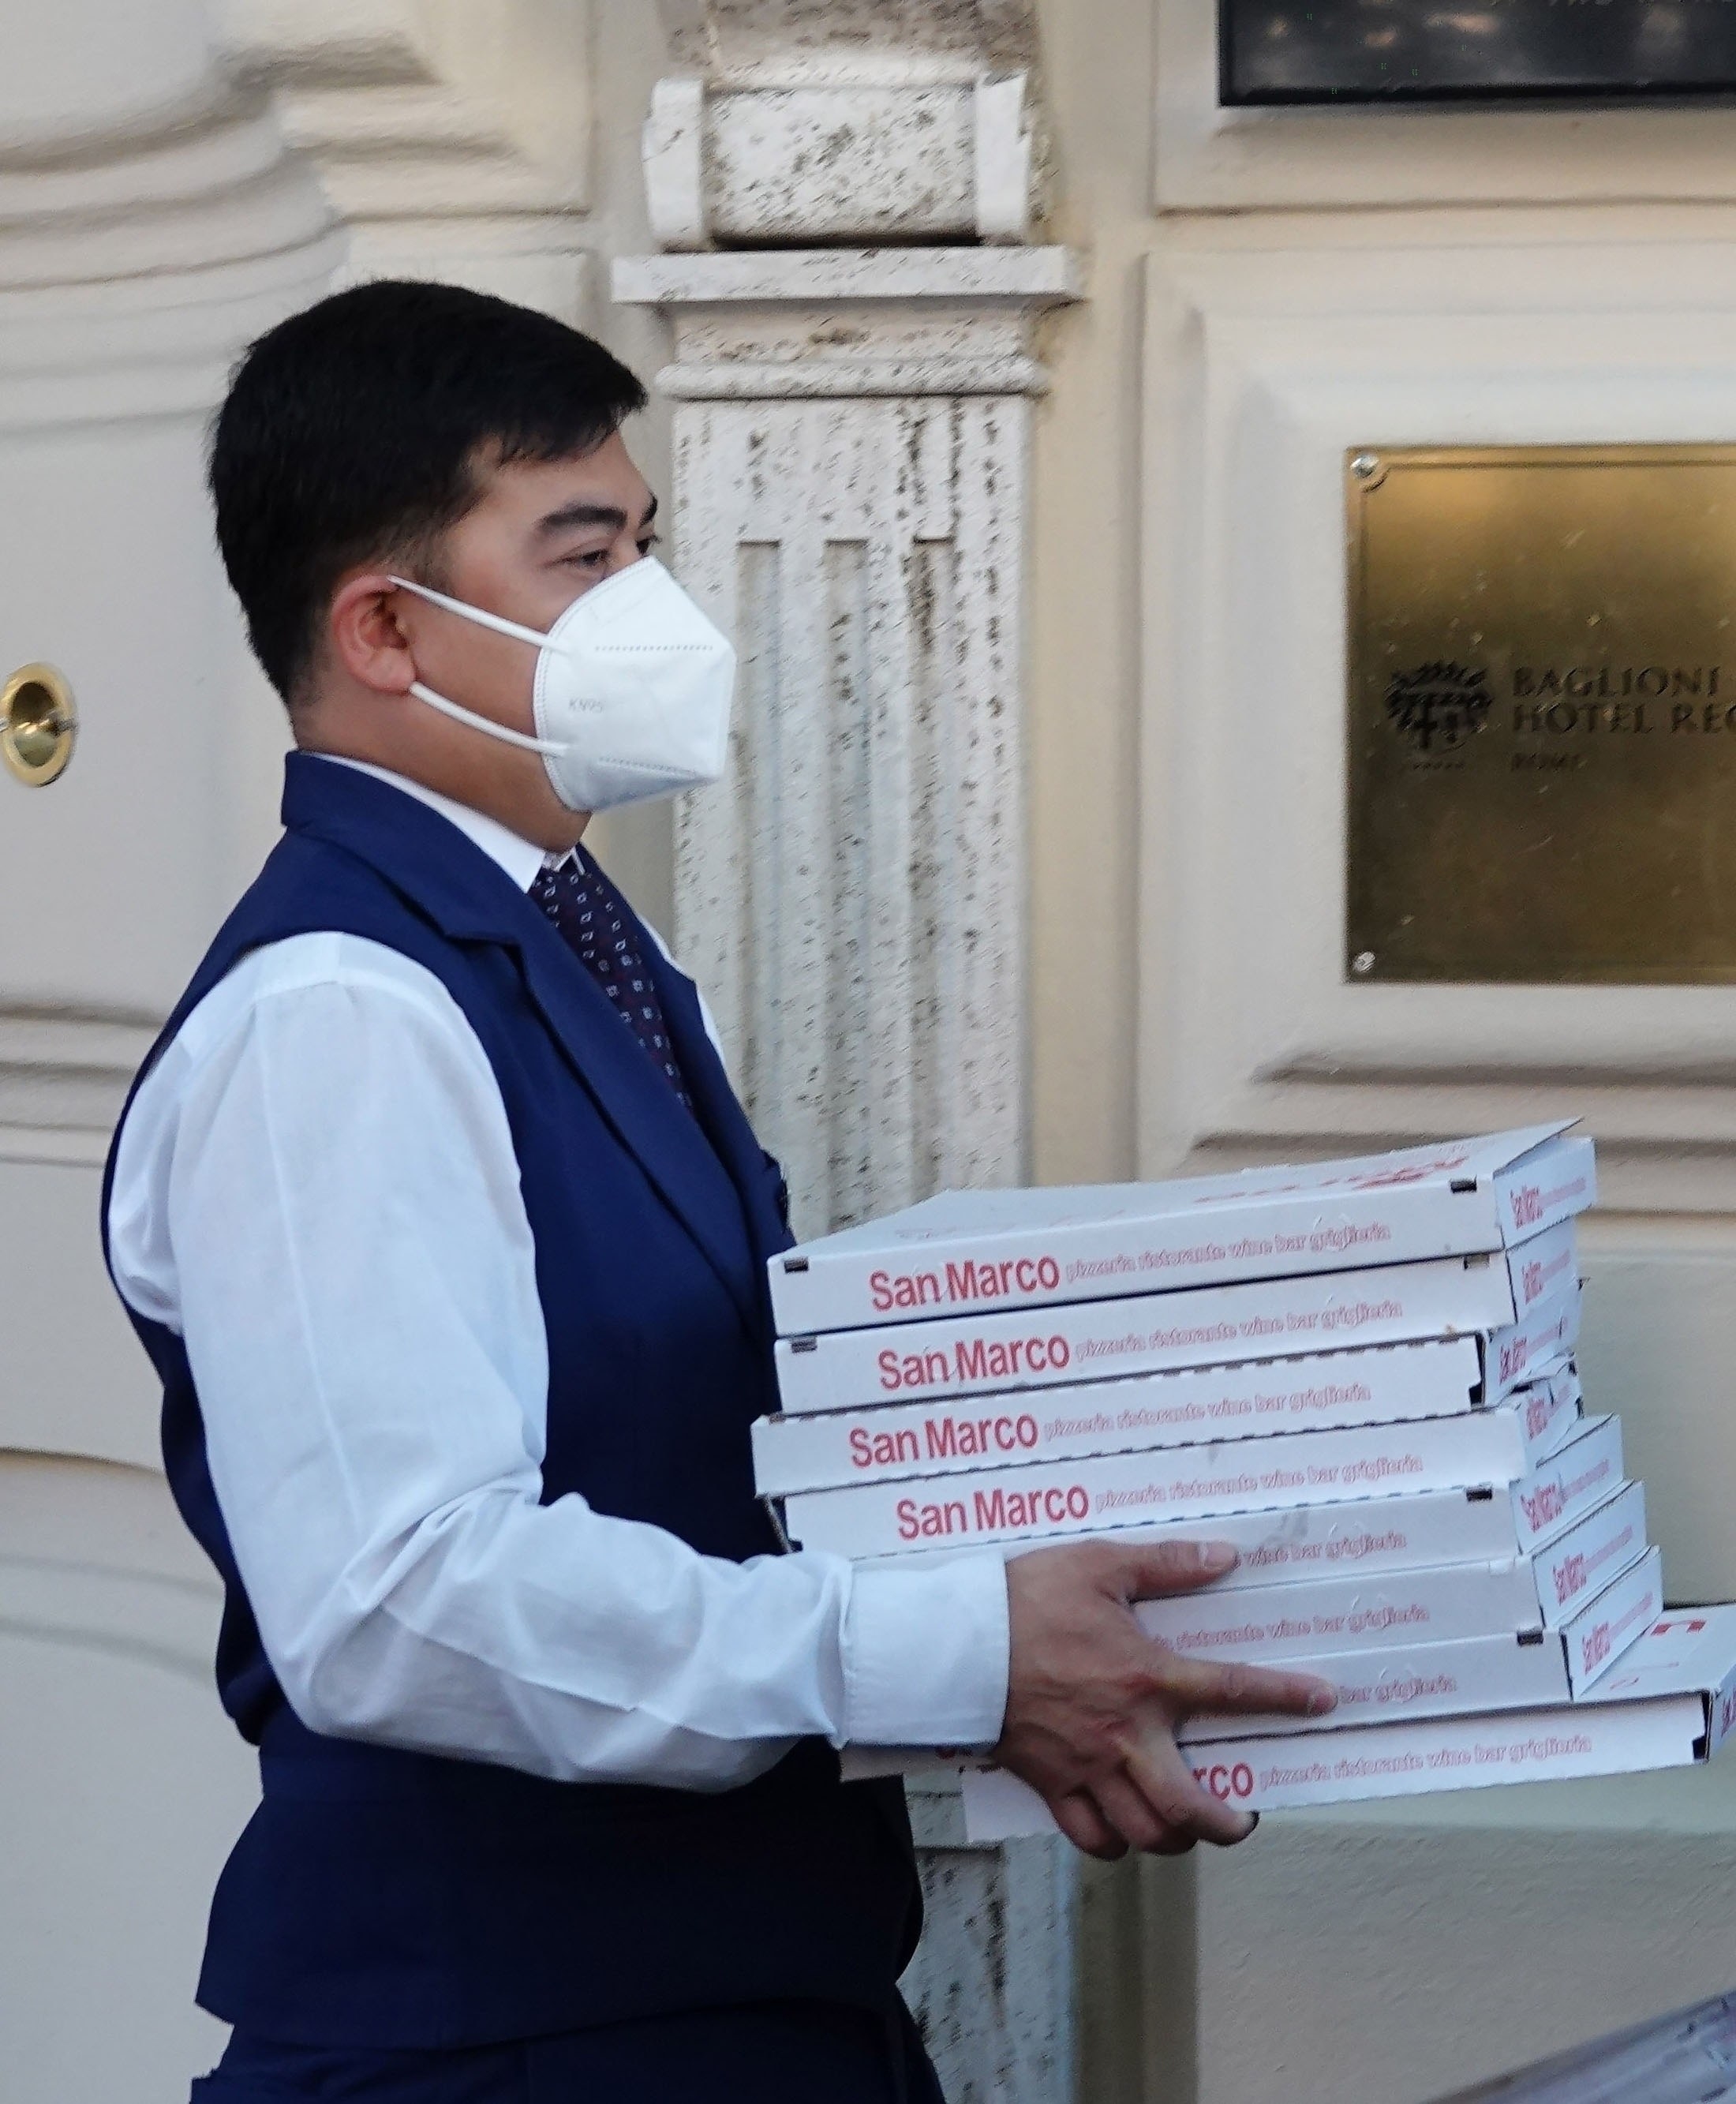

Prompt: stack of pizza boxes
xmin=754 ymin=1125 xmax=1736 ymax=1823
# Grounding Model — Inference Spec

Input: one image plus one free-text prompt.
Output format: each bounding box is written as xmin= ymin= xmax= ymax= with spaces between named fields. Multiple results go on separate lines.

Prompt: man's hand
xmin=993 ymin=1539 xmax=1337 ymax=1860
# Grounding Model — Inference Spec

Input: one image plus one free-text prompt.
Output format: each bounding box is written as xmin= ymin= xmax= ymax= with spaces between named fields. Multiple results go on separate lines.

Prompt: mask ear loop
xmin=406 ymin=681 xmax=564 ymax=755
xmin=387 ymin=575 xmax=567 ymax=756
xmin=388 ymin=575 xmax=552 ymax=650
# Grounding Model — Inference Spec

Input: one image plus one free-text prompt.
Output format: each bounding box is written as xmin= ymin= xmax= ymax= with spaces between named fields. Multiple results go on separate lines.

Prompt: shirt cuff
xmin=837 ymin=1552 xmax=1011 ymax=1748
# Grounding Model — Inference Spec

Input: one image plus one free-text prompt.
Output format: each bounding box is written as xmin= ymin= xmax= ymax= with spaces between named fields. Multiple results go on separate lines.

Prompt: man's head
xmin=209 ymin=279 xmax=653 ymax=849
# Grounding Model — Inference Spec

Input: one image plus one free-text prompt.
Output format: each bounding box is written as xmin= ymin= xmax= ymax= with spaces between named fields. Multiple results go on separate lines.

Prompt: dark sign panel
xmin=1223 ymin=2 xmax=1736 ymax=106
xmin=1345 ymin=444 xmax=1736 ymax=986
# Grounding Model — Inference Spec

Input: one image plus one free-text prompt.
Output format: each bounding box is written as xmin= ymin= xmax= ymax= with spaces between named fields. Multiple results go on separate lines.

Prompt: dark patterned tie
xmin=529 ymin=849 xmax=694 ymax=1112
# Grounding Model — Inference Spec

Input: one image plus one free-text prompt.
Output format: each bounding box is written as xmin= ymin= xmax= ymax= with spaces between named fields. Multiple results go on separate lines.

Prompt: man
xmin=104 ymin=280 xmax=1334 ymax=2103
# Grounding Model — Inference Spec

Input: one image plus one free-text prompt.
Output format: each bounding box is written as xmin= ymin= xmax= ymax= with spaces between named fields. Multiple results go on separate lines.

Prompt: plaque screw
xmin=1351 ymin=951 xmax=1376 ymax=976
xmin=1350 ymin=454 xmax=1381 ymax=481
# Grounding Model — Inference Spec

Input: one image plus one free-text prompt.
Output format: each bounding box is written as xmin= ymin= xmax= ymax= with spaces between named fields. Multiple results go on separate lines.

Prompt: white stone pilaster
xmin=614 ymin=245 xmax=1078 ymax=1235
xmin=619 ymin=21 xmax=1083 ymax=2096
xmin=904 ymin=1784 xmax=1079 ymax=2104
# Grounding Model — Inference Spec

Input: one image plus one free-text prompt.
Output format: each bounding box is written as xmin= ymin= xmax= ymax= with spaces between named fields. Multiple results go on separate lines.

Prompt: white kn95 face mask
xmin=387 ymin=556 xmax=735 ymax=814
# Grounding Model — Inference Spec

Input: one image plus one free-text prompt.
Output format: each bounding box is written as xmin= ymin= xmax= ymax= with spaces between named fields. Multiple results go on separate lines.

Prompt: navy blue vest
xmin=103 ymin=756 xmax=920 ymax=2049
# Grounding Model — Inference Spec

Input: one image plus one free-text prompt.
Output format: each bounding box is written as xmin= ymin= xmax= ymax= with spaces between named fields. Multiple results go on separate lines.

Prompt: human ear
xmin=327 ymin=572 xmax=417 ymax=696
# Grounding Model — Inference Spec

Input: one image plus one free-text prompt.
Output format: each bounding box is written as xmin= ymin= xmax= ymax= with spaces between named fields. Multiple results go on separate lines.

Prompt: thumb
xmin=1113 ymin=1538 xmax=1240 ymax=1601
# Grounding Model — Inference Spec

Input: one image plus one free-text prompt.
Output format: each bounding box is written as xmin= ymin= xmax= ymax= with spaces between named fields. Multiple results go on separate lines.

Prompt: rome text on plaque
xmin=1345 ymin=444 xmax=1736 ymax=984
xmin=1222 ymin=1 xmax=1736 ymax=106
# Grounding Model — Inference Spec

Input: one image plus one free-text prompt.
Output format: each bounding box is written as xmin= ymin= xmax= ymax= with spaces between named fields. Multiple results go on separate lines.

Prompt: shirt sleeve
xmin=118 ymin=938 xmax=1009 ymax=1789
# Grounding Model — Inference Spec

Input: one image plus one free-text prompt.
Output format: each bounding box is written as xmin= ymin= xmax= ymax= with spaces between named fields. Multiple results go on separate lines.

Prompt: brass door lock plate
xmin=2 ymin=663 xmax=76 ymax=785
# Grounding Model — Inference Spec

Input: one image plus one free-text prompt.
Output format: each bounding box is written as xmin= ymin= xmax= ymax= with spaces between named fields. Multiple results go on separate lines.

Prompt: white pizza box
xmin=855 ymin=1476 xmax=1636 ymax=1632
xmin=753 ymin=1335 xmax=1482 ymax=1497
xmin=957 ymin=1589 xmax=1730 ymax=1836
xmin=1485 ymin=1278 xmax=1581 ymax=1404
xmin=1510 ymin=1411 xmax=1625 ymax=1554
xmin=768 ymin=1125 xmax=1595 ymax=1336
xmin=1132 ymin=1507 xmax=1646 ymax=1664
xmin=850 ymin=1548 xmax=1661 ymax=1795
xmin=1596 ymin=1606 xmax=1736 ymax=1754
xmin=781 ymin=1403 xmax=1615 ymax=1562
xmin=1510 ymin=1361 xmax=1581 ymax=1466
xmin=853 ymin=1551 xmax=1662 ymax=1791
xmin=1159 ymin=1544 xmax=1659 ymax=1735
xmin=1133 ymin=1557 xmax=1547 ymax=1665
xmin=755 ymin=1335 xmax=1582 ymax=1500
xmin=1559 ymin=1545 xmax=1666 ymax=1694
xmin=958 ymin=1699 xmax=1697 ymax=1837
xmin=1532 ymin=1480 xmax=1647 ymax=1629
xmin=960 ymin=1698 xmax=1700 ymax=1833
xmin=775 ymin=1222 xmax=1575 ymax=1418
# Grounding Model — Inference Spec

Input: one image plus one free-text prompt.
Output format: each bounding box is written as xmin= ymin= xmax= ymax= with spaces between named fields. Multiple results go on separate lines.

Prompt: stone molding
xmin=0 ymin=0 xmax=597 ymax=424
xmin=615 ymin=245 xmax=1080 ymax=399
xmin=216 ymin=0 xmax=596 ymax=318
xmin=656 ymin=0 xmax=1036 ymax=82
xmin=0 ymin=2 xmax=603 ymax=1145
xmin=1154 ymin=0 xmax=1736 ymax=213
xmin=1 ymin=1454 xmax=222 ymax=1686
xmin=0 ymin=1013 xmax=158 ymax=1146
xmin=0 ymin=71 xmax=337 ymax=428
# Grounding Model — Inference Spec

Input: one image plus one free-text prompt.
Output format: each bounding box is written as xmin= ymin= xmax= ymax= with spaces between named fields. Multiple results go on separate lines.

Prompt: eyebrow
xmin=535 ymin=492 xmax=660 ymax=538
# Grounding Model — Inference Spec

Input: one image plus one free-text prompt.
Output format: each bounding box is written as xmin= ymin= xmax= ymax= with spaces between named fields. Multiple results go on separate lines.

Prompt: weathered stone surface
xmin=613 ymin=247 xmax=1078 ymax=1235
xmin=905 ymin=1783 xmax=1077 ymax=2104
xmin=644 ymin=0 xmax=1042 ymax=247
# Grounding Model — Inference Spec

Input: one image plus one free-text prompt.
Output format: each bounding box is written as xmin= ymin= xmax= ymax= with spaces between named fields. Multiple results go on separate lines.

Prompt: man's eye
xmin=637 ymin=533 xmax=660 ymax=556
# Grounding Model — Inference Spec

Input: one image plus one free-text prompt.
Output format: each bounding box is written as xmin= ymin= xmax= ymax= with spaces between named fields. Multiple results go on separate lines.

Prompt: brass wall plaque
xmin=1346 ymin=444 xmax=1736 ymax=985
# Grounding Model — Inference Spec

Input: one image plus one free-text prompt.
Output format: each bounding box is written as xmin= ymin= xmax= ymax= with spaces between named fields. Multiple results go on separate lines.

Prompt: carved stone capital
xmin=643 ymin=69 xmax=1040 ymax=250
xmin=642 ymin=0 xmax=1045 ymax=249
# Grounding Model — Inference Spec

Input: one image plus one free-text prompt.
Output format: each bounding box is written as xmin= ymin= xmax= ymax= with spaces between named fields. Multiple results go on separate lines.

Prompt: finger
xmin=1113 ymin=1538 xmax=1241 ymax=1601
xmin=1091 ymin=1769 xmax=1186 ymax=1856
xmin=1049 ymin=1789 xmax=1128 ymax=1862
xmin=1157 ymin=1654 xmax=1338 ymax=1721
xmin=1124 ymin=1731 xmax=1259 ymax=1848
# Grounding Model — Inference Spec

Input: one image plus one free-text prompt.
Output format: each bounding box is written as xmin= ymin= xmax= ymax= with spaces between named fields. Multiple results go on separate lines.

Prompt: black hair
xmin=208 ymin=279 xmax=649 ymax=704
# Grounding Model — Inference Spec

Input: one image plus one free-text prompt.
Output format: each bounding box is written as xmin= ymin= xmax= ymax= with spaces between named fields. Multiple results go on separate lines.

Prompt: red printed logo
xmin=876 ymin=1331 xmax=1072 ymax=1394
xmin=1518 ymin=1483 xmax=1565 ymax=1533
xmin=1553 ymin=1553 xmax=1586 ymax=1607
xmin=1510 ymin=1184 xmax=1545 ymax=1230
xmin=1191 ymin=1761 xmax=1255 ymax=1802
xmin=1581 ymin=1622 xmax=1613 ymax=1674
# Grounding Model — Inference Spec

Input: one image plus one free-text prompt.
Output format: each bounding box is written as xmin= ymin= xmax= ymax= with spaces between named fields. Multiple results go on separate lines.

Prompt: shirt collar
xmin=312 ymin=754 xmax=559 ymax=893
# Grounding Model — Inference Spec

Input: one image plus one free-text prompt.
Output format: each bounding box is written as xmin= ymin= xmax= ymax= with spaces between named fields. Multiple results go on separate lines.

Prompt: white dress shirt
xmin=107 ymin=756 xmax=1011 ymax=1791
